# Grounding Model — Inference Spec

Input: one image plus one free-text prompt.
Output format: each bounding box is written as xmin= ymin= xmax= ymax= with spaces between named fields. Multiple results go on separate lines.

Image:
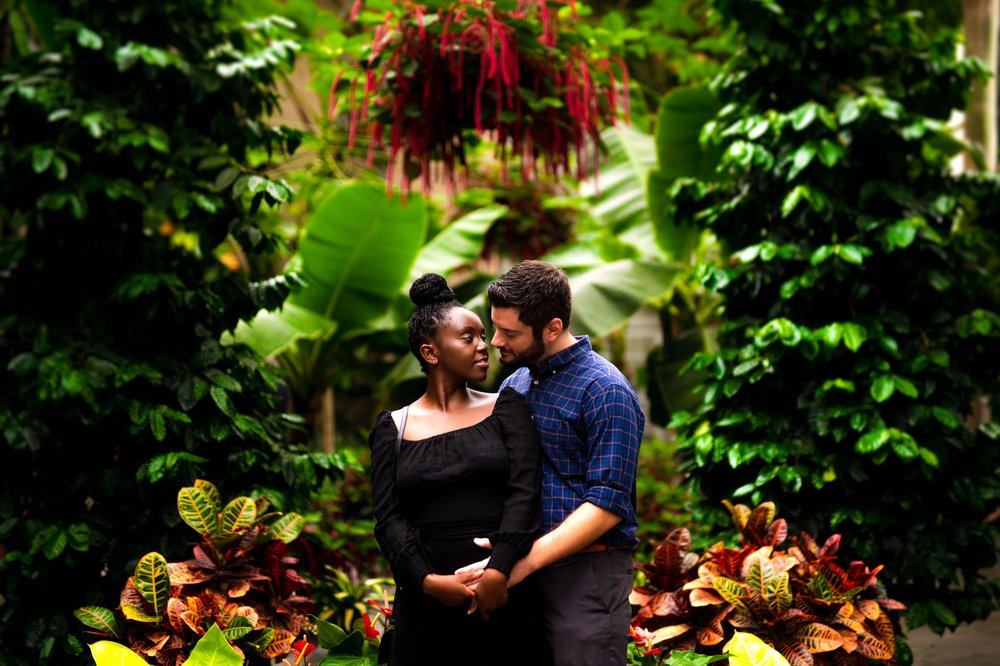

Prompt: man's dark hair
xmin=487 ymin=260 xmax=572 ymax=336
xmin=408 ymin=273 xmax=460 ymax=373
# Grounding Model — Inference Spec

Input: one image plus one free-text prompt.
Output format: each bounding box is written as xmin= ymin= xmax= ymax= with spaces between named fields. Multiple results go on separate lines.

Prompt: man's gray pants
xmin=536 ymin=549 xmax=634 ymax=666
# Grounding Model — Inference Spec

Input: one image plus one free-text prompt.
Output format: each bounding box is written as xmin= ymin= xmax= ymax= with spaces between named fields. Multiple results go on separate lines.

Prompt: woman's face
xmin=431 ymin=307 xmax=490 ymax=382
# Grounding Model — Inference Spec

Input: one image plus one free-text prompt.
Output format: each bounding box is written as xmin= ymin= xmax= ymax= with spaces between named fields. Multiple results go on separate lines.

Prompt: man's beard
xmin=499 ymin=336 xmax=546 ymax=369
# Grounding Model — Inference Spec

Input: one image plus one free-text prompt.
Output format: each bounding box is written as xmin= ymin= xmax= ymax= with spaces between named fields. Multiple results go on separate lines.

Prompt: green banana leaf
xmin=233 ymin=181 xmax=427 ymax=358
xmin=410 ymin=204 xmax=508 ymax=283
xmin=291 ymin=181 xmax=427 ymax=331
xmin=648 ymin=83 xmax=723 ymax=258
xmin=231 ymin=302 xmax=337 ymax=360
xmin=581 ymin=124 xmax=657 ymax=232
xmin=562 ymin=259 xmax=680 ymax=339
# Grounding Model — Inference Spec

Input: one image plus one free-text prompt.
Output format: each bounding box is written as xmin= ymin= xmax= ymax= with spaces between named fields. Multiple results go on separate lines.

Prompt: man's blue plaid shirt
xmin=500 ymin=336 xmax=644 ymax=548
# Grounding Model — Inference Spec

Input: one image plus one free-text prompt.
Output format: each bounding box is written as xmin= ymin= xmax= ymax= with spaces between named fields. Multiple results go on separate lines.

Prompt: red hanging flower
xmin=329 ymin=0 xmax=629 ymax=198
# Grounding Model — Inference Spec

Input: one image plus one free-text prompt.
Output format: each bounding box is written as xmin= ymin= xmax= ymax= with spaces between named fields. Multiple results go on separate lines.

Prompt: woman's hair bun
xmin=409 ymin=273 xmax=456 ymax=307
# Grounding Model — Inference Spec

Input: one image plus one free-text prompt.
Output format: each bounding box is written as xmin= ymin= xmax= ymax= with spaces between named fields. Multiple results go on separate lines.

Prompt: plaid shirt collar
xmin=531 ymin=335 xmax=592 ymax=379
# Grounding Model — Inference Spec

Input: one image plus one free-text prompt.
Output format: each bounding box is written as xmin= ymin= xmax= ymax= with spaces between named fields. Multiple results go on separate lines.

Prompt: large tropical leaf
xmin=579 ymin=125 xmax=658 ymax=252
xmin=133 ymin=553 xmax=170 ymax=620
xmin=648 ymin=83 xmax=723 ymax=258
xmin=231 ymin=302 xmax=338 ymax=360
xmin=563 ymin=259 xmax=679 ymax=338
xmin=410 ymin=204 xmax=507 ymax=282
xmin=291 ymin=181 xmax=427 ymax=331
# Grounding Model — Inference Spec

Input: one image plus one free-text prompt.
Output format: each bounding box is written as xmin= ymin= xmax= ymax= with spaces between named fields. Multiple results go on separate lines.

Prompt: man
xmin=461 ymin=260 xmax=645 ymax=666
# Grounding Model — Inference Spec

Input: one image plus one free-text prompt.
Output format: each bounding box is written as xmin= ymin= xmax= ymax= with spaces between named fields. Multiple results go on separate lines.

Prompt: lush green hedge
xmin=667 ymin=0 xmax=1000 ymax=636
xmin=0 ymin=2 xmax=340 ymax=663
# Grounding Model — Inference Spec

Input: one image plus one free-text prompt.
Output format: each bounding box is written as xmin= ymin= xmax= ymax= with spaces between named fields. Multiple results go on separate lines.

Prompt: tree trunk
xmin=316 ymin=386 xmax=336 ymax=453
xmin=963 ymin=0 xmax=999 ymax=171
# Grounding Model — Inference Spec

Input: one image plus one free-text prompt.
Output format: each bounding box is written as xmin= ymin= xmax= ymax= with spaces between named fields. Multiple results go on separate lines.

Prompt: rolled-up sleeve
xmin=486 ymin=388 xmax=542 ymax=576
xmin=369 ymin=412 xmax=434 ymax=588
xmin=580 ymin=382 xmax=642 ymax=520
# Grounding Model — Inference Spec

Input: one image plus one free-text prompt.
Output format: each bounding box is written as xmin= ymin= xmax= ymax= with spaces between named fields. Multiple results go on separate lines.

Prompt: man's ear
xmin=542 ymin=317 xmax=563 ymax=342
xmin=420 ymin=342 xmax=439 ymax=366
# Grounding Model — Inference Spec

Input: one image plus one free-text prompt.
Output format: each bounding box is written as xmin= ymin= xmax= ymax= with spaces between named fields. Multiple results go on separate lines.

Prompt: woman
xmin=368 ymin=273 xmax=549 ymax=665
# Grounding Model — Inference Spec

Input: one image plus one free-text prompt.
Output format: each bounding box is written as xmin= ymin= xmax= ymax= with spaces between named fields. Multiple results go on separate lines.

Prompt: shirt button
xmin=532 ymin=380 xmax=539 ymax=385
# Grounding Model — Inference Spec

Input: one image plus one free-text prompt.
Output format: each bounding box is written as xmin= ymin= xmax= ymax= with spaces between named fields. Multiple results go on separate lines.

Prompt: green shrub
xmin=0 ymin=2 xmax=338 ymax=663
xmin=663 ymin=0 xmax=1000 ymax=635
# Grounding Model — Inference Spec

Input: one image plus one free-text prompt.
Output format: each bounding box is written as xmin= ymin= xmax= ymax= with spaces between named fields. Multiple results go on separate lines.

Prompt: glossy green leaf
xmin=892 ymin=375 xmax=919 ymax=398
xmin=187 ymin=624 xmax=243 ymax=666
xmin=842 ymin=323 xmax=867 ymax=351
xmin=857 ymin=428 xmax=890 ymax=453
xmin=74 ymin=607 xmax=121 ymax=640
xmin=870 ymin=376 xmax=895 ymax=402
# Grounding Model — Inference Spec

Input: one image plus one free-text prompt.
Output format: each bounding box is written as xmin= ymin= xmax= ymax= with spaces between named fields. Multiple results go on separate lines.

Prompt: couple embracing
xmin=368 ymin=261 xmax=645 ymax=666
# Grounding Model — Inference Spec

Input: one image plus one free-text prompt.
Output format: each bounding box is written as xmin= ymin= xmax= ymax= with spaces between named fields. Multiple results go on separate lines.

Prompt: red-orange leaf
xmin=853 ymin=632 xmax=892 ymax=659
xmin=779 ymin=638 xmax=815 ymax=666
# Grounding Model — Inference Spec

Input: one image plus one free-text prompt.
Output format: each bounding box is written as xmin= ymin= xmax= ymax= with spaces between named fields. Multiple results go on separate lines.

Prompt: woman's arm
xmin=370 ymin=412 xmax=475 ymax=607
xmin=473 ymin=389 xmax=543 ymax=615
xmin=369 ymin=413 xmax=435 ymax=589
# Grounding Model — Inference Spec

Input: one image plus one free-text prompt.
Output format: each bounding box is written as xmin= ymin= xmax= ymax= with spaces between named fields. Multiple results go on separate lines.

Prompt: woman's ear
xmin=542 ymin=317 xmax=563 ymax=342
xmin=420 ymin=342 xmax=439 ymax=366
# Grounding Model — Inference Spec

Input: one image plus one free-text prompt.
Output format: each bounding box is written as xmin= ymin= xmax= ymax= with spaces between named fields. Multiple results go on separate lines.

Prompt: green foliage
xmin=663 ymin=0 xmax=1000 ymax=636
xmin=631 ymin=501 xmax=906 ymax=666
xmin=0 ymin=1 xmax=340 ymax=663
xmin=88 ymin=624 xmax=242 ymax=666
xmin=75 ymin=480 xmax=312 ymax=663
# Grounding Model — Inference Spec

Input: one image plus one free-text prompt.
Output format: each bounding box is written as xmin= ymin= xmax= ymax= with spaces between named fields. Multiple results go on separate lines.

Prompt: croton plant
xmin=330 ymin=0 xmax=630 ymax=196
xmin=75 ymin=480 xmax=313 ymax=664
xmin=631 ymin=501 xmax=906 ymax=666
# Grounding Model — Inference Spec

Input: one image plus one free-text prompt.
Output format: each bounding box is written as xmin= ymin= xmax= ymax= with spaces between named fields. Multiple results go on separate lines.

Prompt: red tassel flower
xmin=329 ymin=0 xmax=629 ymax=197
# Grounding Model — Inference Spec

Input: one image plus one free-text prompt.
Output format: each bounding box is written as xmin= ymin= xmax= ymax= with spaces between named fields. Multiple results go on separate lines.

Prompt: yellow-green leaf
xmin=178 ymin=486 xmax=219 ymax=536
xmin=120 ymin=604 xmax=161 ymax=622
xmin=724 ymin=631 xmax=791 ymax=666
xmin=89 ymin=640 xmax=150 ymax=666
xmin=220 ymin=496 xmax=257 ymax=533
xmin=267 ymin=512 xmax=303 ymax=544
xmin=712 ymin=577 xmax=750 ymax=608
xmin=134 ymin=553 xmax=170 ymax=618
xmin=74 ymin=606 xmax=121 ymax=639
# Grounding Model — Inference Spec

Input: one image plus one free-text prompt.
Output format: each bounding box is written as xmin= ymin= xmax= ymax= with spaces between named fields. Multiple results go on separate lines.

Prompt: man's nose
xmin=490 ymin=331 xmax=503 ymax=347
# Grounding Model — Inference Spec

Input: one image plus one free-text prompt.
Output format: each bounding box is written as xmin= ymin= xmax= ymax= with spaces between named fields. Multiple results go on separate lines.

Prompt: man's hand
xmin=454 ymin=538 xmax=493 ymax=581
xmin=421 ymin=572 xmax=478 ymax=607
xmin=470 ymin=568 xmax=508 ymax=620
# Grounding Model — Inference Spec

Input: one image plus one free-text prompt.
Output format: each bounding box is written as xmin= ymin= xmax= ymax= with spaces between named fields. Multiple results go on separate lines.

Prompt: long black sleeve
xmin=485 ymin=388 xmax=542 ymax=576
xmin=368 ymin=411 xmax=434 ymax=588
